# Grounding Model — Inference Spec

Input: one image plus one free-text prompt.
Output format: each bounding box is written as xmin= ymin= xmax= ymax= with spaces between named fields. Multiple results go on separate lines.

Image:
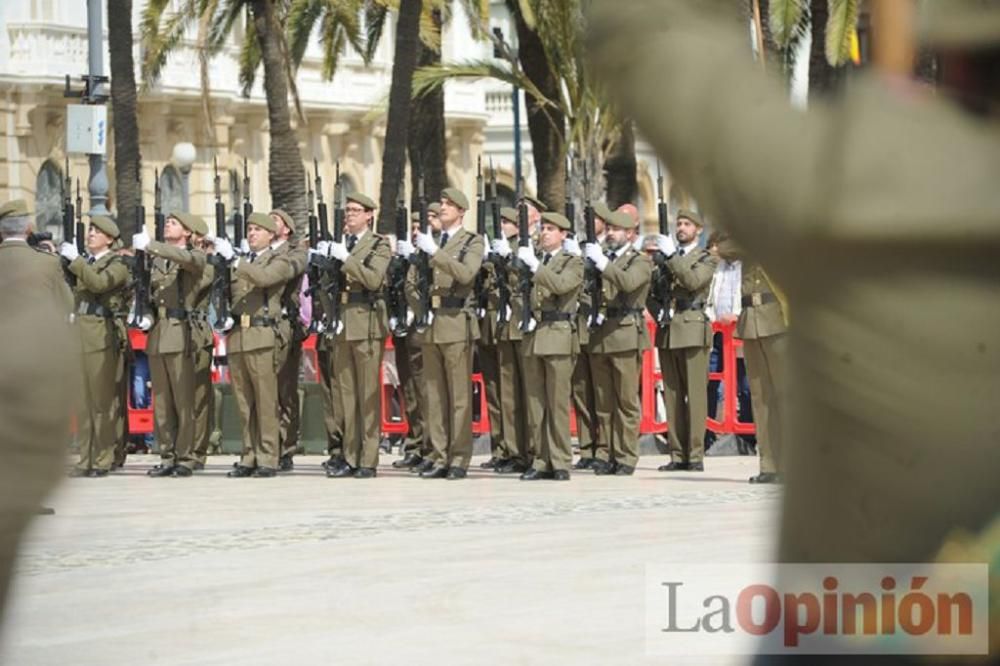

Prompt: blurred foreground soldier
xmin=133 ymin=212 xmax=207 ymax=477
xmin=323 ymin=193 xmax=390 ymax=479
xmin=189 ymin=220 xmax=216 ymax=470
xmin=583 ymin=211 xmax=652 ymax=475
xmin=520 ymin=213 xmax=583 ymax=480
xmin=60 ymin=216 xmax=131 ymax=477
xmin=214 ymin=213 xmax=297 ymax=478
xmin=589 ymin=0 xmax=1000 ymax=641
xmin=0 ymin=200 xmax=78 ymax=625
xmin=650 ymin=210 xmax=717 ymax=473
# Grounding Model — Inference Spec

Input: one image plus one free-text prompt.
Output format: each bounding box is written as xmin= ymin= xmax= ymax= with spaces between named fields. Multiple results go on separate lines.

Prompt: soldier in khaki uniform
xmin=132 ymin=211 xmax=207 ymax=477
xmin=212 ymin=213 xmax=297 ymax=477
xmin=314 ymin=267 xmax=345 ymax=470
xmin=398 ymin=188 xmax=485 ymax=479
xmin=590 ymin=0 xmax=1000 ymax=633
xmin=488 ymin=207 xmax=533 ymax=474
xmin=59 ymin=216 xmax=131 ymax=477
xmin=583 ymin=211 xmax=652 ymax=475
xmin=269 ymin=209 xmax=309 ymax=472
xmin=650 ymin=210 xmax=718 ymax=472
xmin=519 ymin=212 xmax=584 ymax=480
xmin=188 ymin=220 xmax=217 ymax=470
xmin=473 ymin=219 xmax=505 ymax=471
xmin=321 ymin=193 xmax=391 ymax=478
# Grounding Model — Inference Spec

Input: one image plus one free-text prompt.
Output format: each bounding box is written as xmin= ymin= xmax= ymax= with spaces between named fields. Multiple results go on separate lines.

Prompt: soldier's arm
xmin=602 ymin=253 xmax=652 ymax=293
xmin=67 ymin=257 xmax=130 ymax=294
xmin=535 ymin=256 xmax=584 ymax=296
xmin=429 ymin=236 xmax=484 ymax=286
xmin=342 ymin=239 xmax=390 ymax=291
xmin=666 ymin=252 xmax=718 ymax=292
xmin=235 ymin=254 xmax=298 ymax=288
xmin=146 ymin=240 xmax=206 ymax=275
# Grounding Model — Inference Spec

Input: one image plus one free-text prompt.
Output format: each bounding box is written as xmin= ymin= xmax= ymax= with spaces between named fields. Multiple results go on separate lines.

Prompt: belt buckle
xmin=158 ymin=306 xmax=167 ymax=319
xmin=341 ymin=293 xmax=349 ymax=305
xmin=752 ymin=293 xmax=763 ymax=307
xmin=431 ymin=295 xmax=441 ymax=309
xmin=240 ymin=314 xmax=251 ymax=329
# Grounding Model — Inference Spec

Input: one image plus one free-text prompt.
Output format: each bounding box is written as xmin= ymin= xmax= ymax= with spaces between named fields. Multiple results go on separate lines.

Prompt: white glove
xmin=517 ymin=246 xmax=540 ymax=273
xmin=632 ymin=234 xmax=645 ymax=252
xmin=491 ymin=238 xmax=511 ymax=258
xmin=415 ymin=232 xmax=439 ymax=256
xmin=316 ymin=240 xmax=331 ymax=256
xmin=655 ymin=233 xmax=677 ymax=257
xmin=59 ymin=242 xmax=80 ymax=262
xmin=328 ymin=241 xmax=349 ymax=261
xmin=482 ymin=242 xmax=492 ymax=258
xmin=217 ymin=316 xmax=234 ymax=333
xmin=562 ymin=237 xmax=582 ymax=256
xmin=214 ymin=237 xmax=235 ymax=261
xmin=137 ymin=314 xmax=153 ymax=332
xmin=132 ymin=230 xmax=150 ymax=251
xmin=584 ymin=243 xmax=609 ymax=272
xmin=239 ymin=239 xmax=250 ymax=255
xmin=396 ymin=239 xmax=414 ymax=258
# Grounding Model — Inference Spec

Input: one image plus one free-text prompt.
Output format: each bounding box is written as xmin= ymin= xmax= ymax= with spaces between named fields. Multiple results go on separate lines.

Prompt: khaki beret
xmin=606 ymin=210 xmax=636 ymax=230
xmin=89 ymin=215 xmax=120 ymax=239
xmin=540 ymin=212 xmax=571 ymax=231
xmin=247 ymin=211 xmax=278 ymax=234
xmin=270 ymin=209 xmax=294 ymax=234
xmin=0 ymin=199 xmax=30 ymax=220
xmin=441 ymin=187 xmax=469 ymax=211
xmin=676 ymin=209 xmax=704 ymax=227
xmin=410 ymin=212 xmax=421 ymax=223
xmin=169 ymin=211 xmax=207 ymax=236
xmin=500 ymin=207 xmax=519 ymax=224
xmin=519 ymin=193 xmax=547 ymax=213
xmin=346 ymin=192 xmax=377 ymax=210
xmin=428 ymin=202 xmax=442 ymax=215
xmin=592 ymin=201 xmax=614 ymax=221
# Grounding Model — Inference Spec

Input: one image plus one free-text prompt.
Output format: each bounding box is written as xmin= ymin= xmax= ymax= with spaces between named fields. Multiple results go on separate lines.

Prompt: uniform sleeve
xmin=69 ymin=257 xmax=130 ymax=294
xmin=147 ymin=241 xmax=207 ymax=275
xmin=602 ymin=252 xmax=652 ymax=294
xmin=429 ymin=235 xmax=484 ymax=286
xmin=666 ymin=252 xmax=718 ymax=292
xmin=534 ymin=256 xmax=584 ymax=296
xmin=342 ymin=239 xmax=390 ymax=291
xmin=235 ymin=254 xmax=298 ymax=288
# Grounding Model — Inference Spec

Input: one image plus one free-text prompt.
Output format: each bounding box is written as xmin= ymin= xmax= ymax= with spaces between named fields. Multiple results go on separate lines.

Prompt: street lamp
xmin=172 ymin=142 xmax=197 ymax=212
xmin=492 ymin=27 xmax=522 ymax=188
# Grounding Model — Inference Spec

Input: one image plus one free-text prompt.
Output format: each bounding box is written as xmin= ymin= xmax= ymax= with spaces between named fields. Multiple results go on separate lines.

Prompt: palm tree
xmin=108 ymin=0 xmax=141 ymax=241
xmin=140 ymin=0 xmax=307 ymax=230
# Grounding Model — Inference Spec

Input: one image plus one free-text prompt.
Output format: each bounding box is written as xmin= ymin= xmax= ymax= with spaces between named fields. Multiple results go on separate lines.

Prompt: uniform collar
xmin=680 ymin=240 xmax=699 ymax=255
xmin=270 ymin=239 xmax=286 ymax=251
xmin=91 ymin=249 xmax=111 ymax=262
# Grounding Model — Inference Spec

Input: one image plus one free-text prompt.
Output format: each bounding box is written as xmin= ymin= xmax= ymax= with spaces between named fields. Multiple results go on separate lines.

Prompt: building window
xmin=35 ymin=160 xmax=63 ymax=241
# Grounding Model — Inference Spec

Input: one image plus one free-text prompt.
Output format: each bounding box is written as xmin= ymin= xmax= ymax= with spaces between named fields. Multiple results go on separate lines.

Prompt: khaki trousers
xmin=422 ymin=340 xmax=474 ymax=470
xmin=591 ymin=350 xmax=642 ymax=467
xmin=525 ymin=352 xmax=575 ymax=472
xmin=743 ymin=333 xmax=788 ymax=474
xmin=476 ymin=340 xmax=503 ymax=459
xmin=660 ymin=346 xmax=710 ymax=465
xmin=76 ymin=348 xmax=123 ymax=472
xmin=149 ymin=351 xmax=197 ymax=469
xmin=335 ymin=336 xmax=385 ymax=469
xmin=317 ymin=344 xmax=344 ymax=458
xmin=498 ymin=339 xmax=531 ymax=463
xmin=229 ymin=348 xmax=279 ymax=470
xmin=191 ymin=344 xmax=215 ymax=465
xmin=395 ymin=335 xmax=427 ymax=456
xmin=572 ymin=349 xmax=600 ymax=459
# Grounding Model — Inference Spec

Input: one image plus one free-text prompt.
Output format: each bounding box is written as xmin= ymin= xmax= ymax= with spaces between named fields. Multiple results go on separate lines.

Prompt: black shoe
xmin=614 ymin=464 xmax=635 ymax=476
xmin=89 ymin=469 xmax=110 ymax=478
xmin=519 ymin=468 xmax=553 ymax=481
xmin=227 ymin=465 xmax=255 ymax=478
xmin=552 ymin=470 xmax=571 ymax=481
xmin=749 ymin=472 xmax=780 ymax=484
xmin=657 ymin=461 xmax=690 ymax=472
xmin=495 ymin=460 xmax=528 ymax=475
xmin=420 ymin=465 xmax=448 ymax=479
xmin=321 ymin=456 xmax=344 ymax=470
xmin=573 ymin=458 xmax=595 ymax=470
xmin=479 ymin=456 xmax=503 ymax=470
xmin=327 ymin=464 xmax=355 ymax=478
xmin=354 ymin=467 xmax=377 ymax=479
xmin=392 ymin=453 xmax=423 ymax=469
xmin=278 ymin=455 xmax=294 ymax=472
xmin=411 ymin=459 xmax=435 ymax=474
xmin=253 ymin=467 xmax=277 ymax=478
xmin=687 ymin=462 xmax=704 ymax=472
xmin=148 ymin=465 xmax=175 ymax=477
xmin=193 ymin=462 xmax=205 ymax=471
xmin=171 ymin=466 xmax=193 ymax=477
xmin=446 ymin=467 xmax=468 ymax=480
xmin=68 ymin=468 xmax=89 ymax=478
xmin=110 ymin=463 xmax=123 ymax=471
xmin=592 ymin=460 xmax=616 ymax=475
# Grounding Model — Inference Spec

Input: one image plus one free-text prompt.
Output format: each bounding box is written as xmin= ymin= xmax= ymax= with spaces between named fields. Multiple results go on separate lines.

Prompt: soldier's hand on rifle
xmin=214 ymin=237 xmax=235 ymax=261
xmin=59 ymin=242 xmax=80 ymax=262
xmin=491 ymin=238 xmax=511 ymax=258
xmin=517 ymin=246 xmax=540 ymax=273
xmin=584 ymin=243 xmax=609 ymax=272
xmin=654 ymin=233 xmax=677 ymax=257
xmin=328 ymin=241 xmax=349 ymax=261
xmin=316 ymin=240 xmax=331 ymax=256
xmin=632 ymin=234 xmax=646 ymax=252
xmin=415 ymin=231 xmax=439 ymax=256
xmin=239 ymin=239 xmax=250 ymax=255
xmin=396 ymin=239 xmax=414 ymax=258
xmin=137 ymin=314 xmax=154 ymax=332
xmin=562 ymin=237 xmax=582 ymax=256
xmin=132 ymin=230 xmax=151 ymax=251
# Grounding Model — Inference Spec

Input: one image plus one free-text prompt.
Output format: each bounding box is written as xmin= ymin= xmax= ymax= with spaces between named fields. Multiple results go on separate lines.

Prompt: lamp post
xmin=172 ymin=142 xmax=197 ymax=213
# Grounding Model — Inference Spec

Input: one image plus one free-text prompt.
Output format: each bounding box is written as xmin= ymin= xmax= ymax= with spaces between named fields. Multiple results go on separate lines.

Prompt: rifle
xmin=388 ymin=169 xmax=410 ymax=337
xmin=61 ymin=159 xmax=77 ymax=286
xmin=474 ymin=156 xmax=489 ymax=318
xmin=513 ymin=177 xmax=534 ymax=333
xmin=564 ymin=153 xmax=575 ymax=228
xmin=315 ymin=158 xmax=330 ymax=242
xmin=412 ymin=167 xmax=433 ymax=330
xmin=153 ymin=169 xmax=165 ymax=243
xmin=650 ymin=160 xmax=673 ymax=327
xmin=582 ymin=164 xmax=603 ymax=329
xmin=209 ymin=157 xmax=233 ymax=330
xmin=306 ymin=161 xmax=330 ymax=333
xmin=131 ymin=166 xmax=151 ymax=328
xmin=324 ymin=161 xmax=345 ymax=334
xmin=489 ymin=161 xmax=511 ymax=325
xmin=239 ymin=158 xmax=251 ymax=247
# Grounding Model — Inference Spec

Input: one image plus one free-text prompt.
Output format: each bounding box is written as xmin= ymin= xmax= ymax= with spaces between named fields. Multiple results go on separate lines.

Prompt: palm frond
xmin=208 ymin=0 xmax=248 ymax=51
xmin=140 ymin=0 xmax=198 ymax=88
xmin=825 ymin=0 xmax=860 ymax=66
xmin=768 ymin=0 xmax=806 ymax=48
xmin=411 ymin=60 xmax=555 ymax=111
xmin=287 ymin=0 xmax=324 ymax=68
xmin=363 ymin=2 xmax=389 ymax=63
xmin=238 ymin=14 xmax=262 ymax=97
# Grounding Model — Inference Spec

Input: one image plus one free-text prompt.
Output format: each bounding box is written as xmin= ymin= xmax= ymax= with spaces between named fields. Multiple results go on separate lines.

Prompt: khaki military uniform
xmin=652 ymin=247 xmax=718 ymax=465
xmin=112 ymin=252 xmax=136 ymax=469
xmin=475 ymin=259 xmax=504 ymax=462
xmin=571 ymin=277 xmax=600 ymax=461
xmin=273 ymin=240 xmax=309 ymax=463
xmin=524 ymin=250 xmax=584 ymax=472
xmin=588 ymin=245 xmax=652 ymax=469
xmin=145 ymin=241 xmax=206 ymax=471
xmin=408 ymin=227 xmax=485 ymax=470
xmin=315 ymin=264 xmax=345 ymax=462
xmin=227 ymin=246 xmax=297 ymax=471
xmin=68 ymin=252 xmax=131 ymax=473
xmin=190 ymin=261 xmax=216 ymax=466
xmin=496 ymin=240 xmax=534 ymax=466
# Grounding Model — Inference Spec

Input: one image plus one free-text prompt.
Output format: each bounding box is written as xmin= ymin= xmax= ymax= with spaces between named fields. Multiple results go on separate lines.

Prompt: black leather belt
xmin=431 ymin=295 xmax=467 ymax=310
xmin=77 ymin=302 xmax=113 ymax=318
xmin=189 ymin=311 xmax=208 ymax=322
xmin=540 ymin=311 xmax=572 ymax=322
xmin=157 ymin=306 xmax=189 ymax=320
xmin=605 ymin=307 xmax=643 ymax=319
xmin=342 ymin=292 xmax=380 ymax=306
xmin=741 ymin=293 xmax=777 ymax=307
xmin=236 ymin=315 xmax=278 ymax=328
xmin=672 ymin=299 xmax=705 ymax=311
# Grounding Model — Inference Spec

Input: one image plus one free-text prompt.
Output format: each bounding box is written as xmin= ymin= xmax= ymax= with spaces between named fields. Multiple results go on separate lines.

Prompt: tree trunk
xmin=511 ymin=4 xmax=565 ymax=211
xmin=108 ymin=0 xmax=140 ymax=241
xmin=808 ymin=0 xmax=846 ymax=101
xmin=408 ymin=9 xmax=447 ymax=211
xmin=378 ymin=0 xmax=422 ymax=234
xmin=603 ymin=120 xmax=636 ymax=209
xmin=251 ymin=0 xmax=306 ymax=232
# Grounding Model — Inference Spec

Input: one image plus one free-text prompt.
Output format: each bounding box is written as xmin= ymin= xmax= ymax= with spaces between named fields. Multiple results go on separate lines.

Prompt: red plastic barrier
xmin=706 ymin=321 xmax=756 ymax=436
xmin=126 ymin=329 xmax=154 ymax=436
